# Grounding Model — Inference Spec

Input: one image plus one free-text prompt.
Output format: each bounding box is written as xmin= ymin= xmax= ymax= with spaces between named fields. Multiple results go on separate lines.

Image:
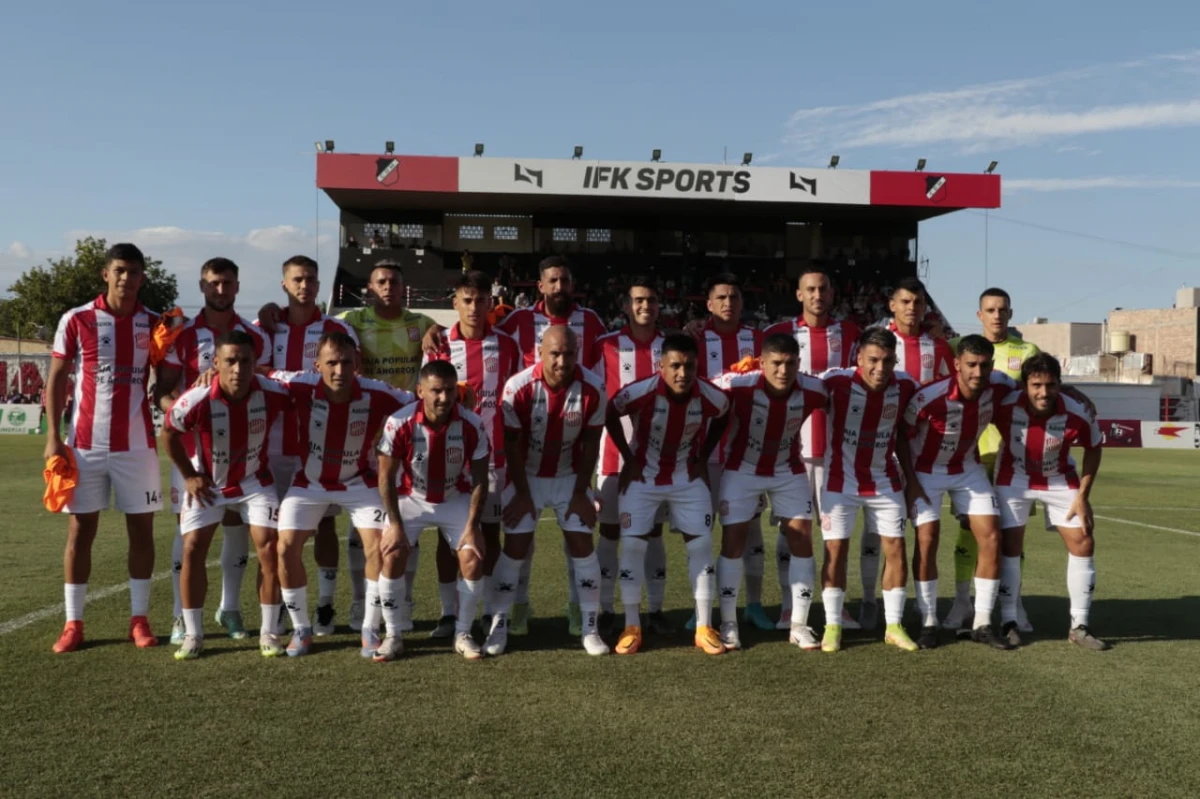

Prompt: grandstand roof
xmin=317 ymin=153 xmax=1000 ymax=223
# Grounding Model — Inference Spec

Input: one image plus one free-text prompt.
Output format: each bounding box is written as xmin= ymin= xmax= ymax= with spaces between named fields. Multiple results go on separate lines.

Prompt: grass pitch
xmin=2 ymin=437 xmax=1199 ymax=797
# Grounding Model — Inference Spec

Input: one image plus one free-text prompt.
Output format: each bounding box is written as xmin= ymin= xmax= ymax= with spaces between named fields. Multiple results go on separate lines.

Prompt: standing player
xmin=714 ymin=334 xmax=828 ymax=651
xmin=484 ymin=326 xmax=608 ymax=657
xmin=272 ymin=332 xmax=414 ymax=657
xmin=590 ymin=278 xmax=672 ymax=635
xmin=44 ymin=243 xmax=162 ymax=653
xmin=688 ymin=273 xmax=771 ymax=631
xmin=424 ymin=271 xmax=522 ymax=637
xmin=851 ymin=276 xmax=954 ymax=630
xmin=944 ymin=287 xmax=1041 ymax=632
xmin=376 ymin=361 xmax=491 ymax=661
xmin=607 ymin=334 xmax=732 ymax=656
xmin=155 ymin=257 xmax=270 ymax=643
xmin=336 ymin=261 xmax=439 ymax=634
xmin=257 ymin=256 xmax=359 ymax=636
xmin=992 ymin=354 xmax=1109 ymax=650
xmin=819 ymin=328 xmax=920 ymax=653
xmin=163 ymin=331 xmax=292 ymax=659
xmin=898 ymin=335 xmax=1015 ymax=650
xmin=765 ymin=267 xmax=861 ymax=631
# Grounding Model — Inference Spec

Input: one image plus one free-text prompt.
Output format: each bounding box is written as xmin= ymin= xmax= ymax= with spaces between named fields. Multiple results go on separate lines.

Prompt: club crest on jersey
xmin=484 ymin=356 xmax=499 ymax=373
xmin=740 ymin=347 xmax=754 ymax=358
xmin=682 ymin=422 xmax=701 ymax=439
xmin=447 ymin=447 xmax=463 ymax=464
xmin=249 ymin=418 xmax=266 ymax=435
xmin=304 ymin=341 xmax=318 ymax=359
xmin=135 ymin=332 xmax=150 ymax=350
xmin=350 ymin=421 xmax=367 ymax=437
xmin=1044 ymin=435 xmax=1062 ymax=450
xmin=408 ymin=328 xmax=421 ymax=342
xmin=1008 ymin=356 xmax=1022 ymax=371
xmin=921 ymin=354 xmax=934 ymax=370
xmin=829 ymin=338 xmax=841 ymax=352
xmin=785 ymin=417 xmax=804 ymax=435
xmin=564 ymin=410 xmax=583 ymax=428
xmin=882 ymin=403 xmax=898 ymax=420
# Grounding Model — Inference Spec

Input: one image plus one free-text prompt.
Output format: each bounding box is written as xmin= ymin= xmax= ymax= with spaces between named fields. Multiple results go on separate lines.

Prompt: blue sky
xmin=2 ymin=0 xmax=1199 ymax=330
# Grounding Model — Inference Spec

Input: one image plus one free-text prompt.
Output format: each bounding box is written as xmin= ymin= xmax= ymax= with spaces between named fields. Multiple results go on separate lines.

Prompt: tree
xmin=0 ymin=236 xmax=178 ymax=339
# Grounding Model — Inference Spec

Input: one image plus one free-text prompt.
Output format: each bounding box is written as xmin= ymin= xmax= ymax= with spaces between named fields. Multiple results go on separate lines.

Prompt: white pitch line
xmin=1093 ymin=505 xmax=1200 ymax=512
xmin=1095 ymin=515 xmax=1200 ymax=539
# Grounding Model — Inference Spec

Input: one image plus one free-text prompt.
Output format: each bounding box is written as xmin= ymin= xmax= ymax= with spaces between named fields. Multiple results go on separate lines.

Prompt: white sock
xmin=916 ymin=580 xmax=938 ymax=627
xmin=564 ymin=538 xmax=579 ymax=605
xmin=378 ymin=576 xmax=404 ymax=636
xmin=686 ymin=535 xmax=715 ymax=629
xmin=717 ymin=555 xmax=743 ymax=624
xmin=776 ymin=533 xmax=793 ymax=612
xmin=597 ymin=536 xmax=619 ymax=613
xmin=743 ymin=516 xmax=765 ymax=605
xmin=860 ymin=530 xmax=880 ymax=604
xmin=571 ymin=554 xmax=602 ymax=635
xmin=1067 ymin=554 xmax=1096 ymax=628
xmin=182 ymin=607 xmax=204 ymax=638
xmin=480 ymin=576 xmax=492 ymax=617
xmin=516 ymin=537 xmax=533 ymax=604
xmin=347 ymin=526 xmax=366 ymax=603
xmin=645 ymin=535 xmax=667 ymax=613
xmin=317 ymin=568 xmax=337 ymax=607
xmin=129 ymin=578 xmax=151 ymax=618
xmin=491 ymin=553 xmax=522 ymax=617
xmin=883 ymin=587 xmax=908 ymax=625
xmin=973 ymin=578 xmax=999 ymax=629
xmin=438 ymin=580 xmax=459 ymax=618
xmin=364 ymin=579 xmax=381 ymax=632
xmin=404 ymin=544 xmax=419 ymax=602
xmin=262 ymin=603 xmax=282 ymax=635
xmin=955 ymin=580 xmax=971 ymax=605
xmin=788 ymin=556 xmax=815 ymax=627
xmin=281 ymin=586 xmax=311 ymax=630
xmin=171 ymin=525 xmax=183 ymax=617
xmin=455 ymin=578 xmax=481 ymax=635
xmin=219 ymin=524 xmax=249 ymax=613
xmin=65 ymin=583 xmax=87 ymax=622
xmin=822 ymin=587 xmax=845 ymax=627
xmin=619 ymin=535 xmax=649 ymax=628
xmin=999 ymin=556 xmax=1022 ymax=624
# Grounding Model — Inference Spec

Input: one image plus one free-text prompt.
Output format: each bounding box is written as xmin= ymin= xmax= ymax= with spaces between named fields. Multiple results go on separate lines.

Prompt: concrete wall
xmin=1019 ymin=322 xmax=1102 ymax=359
xmin=1108 ymin=307 xmax=1200 ymax=377
xmin=1061 ymin=380 xmax=1162 ymax=420
xmin=0 ymin=338 xmax=51 ymax=355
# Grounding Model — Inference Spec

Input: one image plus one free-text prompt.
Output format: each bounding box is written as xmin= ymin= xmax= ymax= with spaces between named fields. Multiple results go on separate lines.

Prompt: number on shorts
xmin=704 ymin=513 xmax=713 ymax=528
xmin=373 ymin=509 xmax=385 ymax=523
xmin=145 ymin=490 xmax=160 ymax=505
xmin=268 ymin=507 xmax=279 ymax=522
xmin=991 ymin=496 xmax=1000 ymax=509
xmin=805 ymin=500 xmax=813 ymax=515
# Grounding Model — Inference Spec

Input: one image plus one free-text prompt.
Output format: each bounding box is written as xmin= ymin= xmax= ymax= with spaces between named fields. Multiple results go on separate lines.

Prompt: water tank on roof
xmin=1108 ymin=330 xmax=1130 ymax=354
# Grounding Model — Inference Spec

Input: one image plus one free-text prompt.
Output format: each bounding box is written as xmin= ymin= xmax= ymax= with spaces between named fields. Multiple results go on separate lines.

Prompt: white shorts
xmin=397 ymin=493 xmax=472 ymax=547
xmin=278 ymin=482 xmax=385 ymax=532
xmin=270 ymin=456 xmax=338 ymax=520
xmin=63 ymin=448 xmax=163 ymax=515
xmin=482 ymin=467 xmax=505 ymax=525
xmin=622 ymin=478 xmax=712 ymax=537
xmin=180 ymin=482 xmax=279 ymax=534
xmin=911 ymin=467 xmax=1000 ymax=526
xmin=820 ymin=490 xmax=906 ymax=542
xmin=597 ymin=473 xmax=668 ymax=527
xmin=721 ymin=471 xmax=813 ymax=525
xmin=502 ymin=475 xmax=593 ymax=535
xmin=995 ymin=485 xmax=1084 ymax=530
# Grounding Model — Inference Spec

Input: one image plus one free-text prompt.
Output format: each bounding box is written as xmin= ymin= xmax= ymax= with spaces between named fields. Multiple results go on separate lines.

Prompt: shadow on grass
xmin=1018 ymin=595 xmax=1200 ymax=645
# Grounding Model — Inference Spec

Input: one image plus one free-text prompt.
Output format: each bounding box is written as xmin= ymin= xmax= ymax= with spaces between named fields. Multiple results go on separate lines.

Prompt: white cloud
xmin=781 ymin=49 xmax=1200 ymax=155
xmin=1005 ymin=176 xmax=1200 ymax=193
xmin=5 ymin=242 xmax=31 ymax=259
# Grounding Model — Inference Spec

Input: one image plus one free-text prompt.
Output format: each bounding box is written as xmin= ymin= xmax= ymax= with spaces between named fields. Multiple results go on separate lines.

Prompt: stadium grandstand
xmin=317 ymin=151 xmax=1001 ymax=334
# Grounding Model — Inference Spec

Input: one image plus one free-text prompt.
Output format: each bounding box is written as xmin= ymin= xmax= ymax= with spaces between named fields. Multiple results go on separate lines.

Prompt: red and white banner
xmin=1098 ymin=420 xmax=1200 ymax=449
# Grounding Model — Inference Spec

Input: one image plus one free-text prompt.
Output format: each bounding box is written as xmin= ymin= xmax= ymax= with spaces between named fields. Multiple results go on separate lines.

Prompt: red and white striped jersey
xmin=272 ymin=372 xmax=415 ymax=491
xmin=885 ymin=320 xmax=954 ymax=386
xmin=52 ymin=294 xmax=159 ymax=452
xmin=610 ymin=375 xmax=730 ymax=486
xmin=590 ymin=327 xmax=664 ymax=475
xmin=695 ymin=320 xmax=762 ymax=464
xmin=376 ymin=403 xmax=490 ymax=503
xmin=262 ymin=308 xmax=359 ymax=456
xmin=166 ymin=375 xmax=292 ymax=497
xmin=165 ymin=310 xmax=270 ymax=387
xmin=423 ymin=323 xmax=521 ymax=470
xmin=904 ymin=372 xmax=1017 ymax=475
xmin=502 ymin=363 xmax=605 ymax=478
xmin=496 ymin=300 xmax=606 ymax=369
xmin=993 ymin=393 xmax=1102 ymax=490
xmin=715 ymin=371 xmax=828 ymax=477
xmin=765 ymin=316 xmax=861 ymax=460
xmin=822 ymin=368 xmax=920 ymax=496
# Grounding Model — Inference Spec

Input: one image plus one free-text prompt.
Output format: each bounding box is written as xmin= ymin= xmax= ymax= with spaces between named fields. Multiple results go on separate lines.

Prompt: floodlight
xmin=829 ymin=154 xmax=840 ymax=169
xmin=573 ymin=145 xmax=583 ymax=159
xmin=915 ymin=158 xmax=927 ymax=171
xmin=742 ymin=152 xmax=752 ymax=166
xmin=985 ymin=160 xmax=998 ymax=174
xmin=474 ymin=143 xmax=485 ymax=157
xmin=651 ymin=149 xmax=662 ymax=162
xmin=385 ymin=141 xmax=395 ymax=154
xmin=324 ymin=140 xmax=335 ymax=153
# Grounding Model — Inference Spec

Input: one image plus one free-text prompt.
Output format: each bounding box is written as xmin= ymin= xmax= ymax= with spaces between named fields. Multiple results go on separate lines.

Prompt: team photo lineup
xmin=44 ymin=243 xmax=1111 ymax=663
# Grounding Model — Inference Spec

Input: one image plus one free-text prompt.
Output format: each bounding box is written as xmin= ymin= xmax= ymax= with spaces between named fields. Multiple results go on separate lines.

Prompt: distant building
xmin=1020 ymin=321 xmax=1103 ymax=360
xmin=1107 ymin=287 xmax=1199 ymax=378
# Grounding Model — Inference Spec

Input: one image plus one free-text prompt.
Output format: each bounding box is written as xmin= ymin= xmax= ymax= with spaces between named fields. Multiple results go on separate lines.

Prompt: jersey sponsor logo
xmin=135 ymin=332 xmax=150 ymax=350
xmin=447 ymin=447 xmax=463 ymax=464
xmin=350 ymin=421 xmax=367 ymax=437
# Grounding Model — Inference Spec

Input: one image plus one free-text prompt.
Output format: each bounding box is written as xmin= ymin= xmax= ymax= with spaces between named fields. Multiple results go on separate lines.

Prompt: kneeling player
xmin=715 ymin=334 xmax=828 ymax=650
xmin=377 ymin=361 xmax=491 ymax=661
xmin=899 ymin=335 xmax=1015 ymax=650
xmin=992 ymin=354 xmax=1108 ymax=650
xmin=607 ymin=334 xmax=731 ymax=656
xmin=819 ymin=328 xmax=919 ymax=653
xmin=164 ymin=331 xmax=292 ymax=659
xmin=485 ymin=326 xmax=608 ymax=657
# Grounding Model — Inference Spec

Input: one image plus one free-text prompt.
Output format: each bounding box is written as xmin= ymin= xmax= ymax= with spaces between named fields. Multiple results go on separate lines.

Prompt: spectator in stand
xmin=491 ymin=276 xmax=506 ymax=304
xmin=514 ymin=291 xmax=531 ymax=309
xmin=347 ymin=234 xmax=359 ymax=249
